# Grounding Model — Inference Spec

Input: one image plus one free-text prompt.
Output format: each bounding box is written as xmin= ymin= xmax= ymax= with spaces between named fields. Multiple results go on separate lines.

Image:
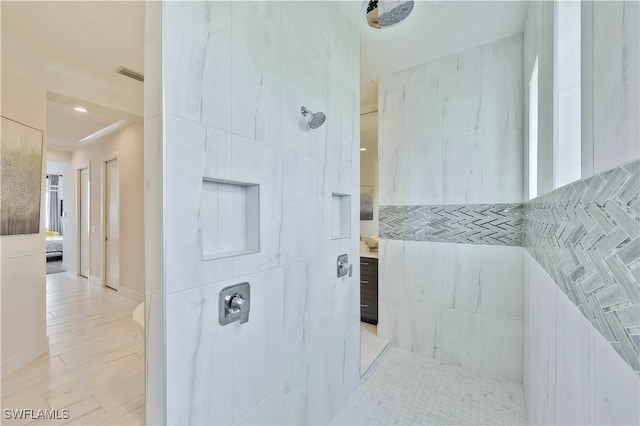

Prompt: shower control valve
xmin=219 ymin=282 xmax=250 ymax=325
xmin=337 ymin=254 xmax=353 ymax=278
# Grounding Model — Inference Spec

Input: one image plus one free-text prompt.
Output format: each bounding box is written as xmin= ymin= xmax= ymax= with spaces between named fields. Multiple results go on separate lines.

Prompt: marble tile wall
xmin=524 ymin=160 xmax=640 ymax=372
xmin=524 ymin=251 xmax=640 ymax=425
xmin=159 ymin=2 xmax=360 ymax=424
xmin=377 ymin=34 xmax=525 ymax=382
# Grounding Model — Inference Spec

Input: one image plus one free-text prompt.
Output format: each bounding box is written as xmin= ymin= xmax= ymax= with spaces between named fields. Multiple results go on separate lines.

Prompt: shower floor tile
xmin=332 ymin=347 xmax=528 ymax=425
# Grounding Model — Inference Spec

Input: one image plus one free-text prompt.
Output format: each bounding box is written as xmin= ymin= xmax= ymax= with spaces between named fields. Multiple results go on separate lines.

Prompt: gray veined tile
xmin=604 ymin=201 xmax=640 ymax=238
xmin=605 ymin=255 xmax=640 ymax=304
xmin=615 ymin=304 xmax=640 ymax=329
xmin=617 ymin=236 xmax=640 ymax=265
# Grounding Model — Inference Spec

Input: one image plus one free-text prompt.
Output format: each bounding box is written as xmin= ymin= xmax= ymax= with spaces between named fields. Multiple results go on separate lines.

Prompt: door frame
xmin=101 ymin=151 xmax=119 ymax=289
xmin=76 ymin=162 xmax=91 ymax=278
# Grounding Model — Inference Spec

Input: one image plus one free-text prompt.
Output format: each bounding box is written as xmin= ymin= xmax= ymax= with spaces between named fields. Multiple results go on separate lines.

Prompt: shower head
xmin=363 ymin=0 xmax=414 ymax=29
xmin=301 ymin=106 xmax=326 ymax=129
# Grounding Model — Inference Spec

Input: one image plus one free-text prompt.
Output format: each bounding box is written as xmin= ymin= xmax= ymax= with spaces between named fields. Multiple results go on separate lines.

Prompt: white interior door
xmin=79 ymin=168 xmax=90 ymax=278
xmin=105 ymin=159 xmax=120 ymax=290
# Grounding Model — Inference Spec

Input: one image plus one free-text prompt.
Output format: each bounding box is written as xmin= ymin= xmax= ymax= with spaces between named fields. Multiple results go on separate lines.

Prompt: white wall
xmin=158 ymin=2 xmax=360 ymax=424
xmin=63 ymin=122 xmax=145 ymax=301
xmin=523 ymin=252 xmax=639 ymax=425
xmin=523 ymin=0 xmax=555 ymax=199
xmin=522 ymin=2 xmax=640 ymax=424
xmin=0 ymin=41 xmax=49 ymax=378
xmin=377 ymin=34 xmax=524 ymax=382
xmin=143 ymin=1 xmax=163 ymax=424
xmin=581 ymin=0 xmax=639 ymax=178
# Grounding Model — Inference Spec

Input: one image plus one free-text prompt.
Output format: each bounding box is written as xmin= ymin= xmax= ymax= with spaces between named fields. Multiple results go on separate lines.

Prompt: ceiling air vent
xmin=116 ymin=66 xmax=144 ymax=82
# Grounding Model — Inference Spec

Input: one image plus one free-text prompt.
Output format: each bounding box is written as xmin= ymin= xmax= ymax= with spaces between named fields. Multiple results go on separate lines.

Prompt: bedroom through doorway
xmin=45 ymin=160 xmax=68 ymax=274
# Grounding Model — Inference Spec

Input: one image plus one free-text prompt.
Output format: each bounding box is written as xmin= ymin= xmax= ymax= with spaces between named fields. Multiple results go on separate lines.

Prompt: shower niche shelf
xmin=202 ymin=177 xmax=260 ymax=260
xmin=331 ymin=193 xmax=351 ymax=239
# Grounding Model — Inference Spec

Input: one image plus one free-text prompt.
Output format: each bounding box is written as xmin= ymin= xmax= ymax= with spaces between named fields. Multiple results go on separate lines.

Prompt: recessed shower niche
xmin=332 ymin=193 xmax=351 ymax=239
xmin=202 ymin=178 xmax=260 ymax=260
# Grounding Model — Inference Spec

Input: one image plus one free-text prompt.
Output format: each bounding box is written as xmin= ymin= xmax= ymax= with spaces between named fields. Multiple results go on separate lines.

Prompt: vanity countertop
xmin=360 ymin=241 xmax=379 ymax=259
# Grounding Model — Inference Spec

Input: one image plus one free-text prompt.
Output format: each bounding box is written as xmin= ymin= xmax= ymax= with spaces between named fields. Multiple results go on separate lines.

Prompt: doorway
xmin=104 ymin=157 xmax=120 ymax=291
xmin=78 ymin=166 xmax=90 ymax=278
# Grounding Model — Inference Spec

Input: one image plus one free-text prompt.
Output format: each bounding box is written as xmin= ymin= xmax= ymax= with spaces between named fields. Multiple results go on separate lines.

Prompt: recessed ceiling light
xmin=360 ymin=148 xmax=367 ymax=151
xmin=74 ymin=106 xmax=87 ymax=113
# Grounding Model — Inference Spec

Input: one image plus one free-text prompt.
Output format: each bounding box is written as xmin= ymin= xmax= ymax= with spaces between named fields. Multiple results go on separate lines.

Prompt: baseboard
xmin=118 ymin=286 xmax=144 ymax=304
xmin=1 ymin=335 xmax=49 ymax=379
xmin=89 ymin=275 xmax=101 ymax=286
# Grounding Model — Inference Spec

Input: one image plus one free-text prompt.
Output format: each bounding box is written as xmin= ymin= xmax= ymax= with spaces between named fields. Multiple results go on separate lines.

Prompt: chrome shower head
xmin=301 ymin=106 xmax=326 ymax=129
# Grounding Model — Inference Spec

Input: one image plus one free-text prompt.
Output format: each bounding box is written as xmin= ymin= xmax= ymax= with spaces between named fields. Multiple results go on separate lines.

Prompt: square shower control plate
xmin=219 ymin=282 xmax=250 ymax=325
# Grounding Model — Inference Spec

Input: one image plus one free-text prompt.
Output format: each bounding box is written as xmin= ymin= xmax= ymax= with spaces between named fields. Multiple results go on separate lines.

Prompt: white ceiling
xmin=337 ymin=0 xmax=529 ymax=82
xmin=1 ymin=1 xmax=144 ymax=151
xmin=47 ymin=93 xmax=141 ymax=151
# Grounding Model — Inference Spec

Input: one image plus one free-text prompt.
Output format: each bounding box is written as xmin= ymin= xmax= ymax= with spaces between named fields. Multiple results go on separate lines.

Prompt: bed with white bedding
xmin=46 ymin=235 xmax=63 ymax=259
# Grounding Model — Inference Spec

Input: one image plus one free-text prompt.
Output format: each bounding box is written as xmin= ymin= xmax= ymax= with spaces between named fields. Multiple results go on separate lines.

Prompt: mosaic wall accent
xmin=524 ymin=160 xmax=640 ymax=372
xmin=379 ymin=204 xmax=523 ymax=246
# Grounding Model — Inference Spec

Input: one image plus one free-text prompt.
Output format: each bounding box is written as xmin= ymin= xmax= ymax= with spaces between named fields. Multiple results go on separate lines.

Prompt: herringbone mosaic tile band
xmin=525 ymin=160 xmax=640 ymax=372
xmin=379 ymin=204 xmax=523 ymax=246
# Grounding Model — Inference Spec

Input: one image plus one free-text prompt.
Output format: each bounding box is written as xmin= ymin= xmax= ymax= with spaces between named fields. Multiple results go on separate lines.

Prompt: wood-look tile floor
xmin=1 ymin=272 xmax=144 ymax=425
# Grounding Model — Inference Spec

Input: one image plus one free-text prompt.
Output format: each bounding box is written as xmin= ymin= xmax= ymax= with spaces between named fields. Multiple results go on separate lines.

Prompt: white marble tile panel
xmin=480 ymin=314 xmax=523 ymax=382
xmin=480 ymin=245 xmax=523 ymax=319
xmin=229 ymin=134 xmax=284 ymax=277
xmin=593 ymin=319 xmax=640 ymax=425
xmin=441 ymin=308 xmax=483 ymax=373
xmin=442 ymin=133 xmax=482 ymax=204
xmin=407 ymin=241 xmax=443 ymax=306
xmin=344 ymin=325 xmax=362 ymax=396
xmin=442 ymin=46 xmax=482 ymax=74
xmin=554 ymin=292 xmax=596 ymax=425
xmin=200 ymin=1 xmax=232 ymax=131
xmin=379 ymin=85 xmax=408 ymax=151
xmin=407 ymin=142 xmax=444 ymax=205
xmin=441 ymin=68 xmax=481 ymax=138
xmin=230 ymin=267 xmax=286 ymax=420
xmin=234 ymin=386 xmax=285 ymax=426
xmin=592 ymin=0 xmax=640 ymax=174
xmin=281 ymin=197 xmax=323 ymax=265
xmin=442 ymin=243 xmax=482 ymax=312
xmin=378 ymin=145 xmax=409 ymax=206
xmin=163 ymin=1 xmax=211 ymax=122
xmin=164 ymin=115 xmax=209 ymax=293
xmin=379 ymin=69 xmax=408 ymax=91
xmin=306 ymin=351 xmax=338 ymax=425
xmin=408 ymin=302 xmax=442 ymax=357
xmin=408 ymin=77 xmax=442 ymax=145
xmin=282 ymin=366 xmax=307 ymax=426
xmin=481 ymin=129 xmax=524 ymax=203
xmin=282 ymin=150 xmax=323 ymax=203
xmin=379 ymin=239 xmax=409 ymax=304
xmin=408 ymin=57 xmax=442 ymax=85
xmin=165 ymin=282 xmax=233 ymax=425
xmin=481 ymin=56 xmax=523 ymax=133
xmin=231 ymin=1 xmax=283 ymax=147
xmin=482 ymin=33 xmax=523 ymax=64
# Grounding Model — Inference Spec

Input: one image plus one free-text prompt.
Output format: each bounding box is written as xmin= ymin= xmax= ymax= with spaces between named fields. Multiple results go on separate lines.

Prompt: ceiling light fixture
xmin=74 ymin=106 xmax=87 ymax=113
xmin=360 ymin=148 xmax=367 ymax=151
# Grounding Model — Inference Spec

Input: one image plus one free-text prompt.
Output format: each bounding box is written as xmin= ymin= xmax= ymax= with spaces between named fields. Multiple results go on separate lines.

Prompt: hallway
xmin=1 ymin=272 xmax=144 ymax=425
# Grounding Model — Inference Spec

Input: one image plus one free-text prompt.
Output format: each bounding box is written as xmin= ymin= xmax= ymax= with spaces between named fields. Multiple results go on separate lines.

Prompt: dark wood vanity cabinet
xmin=360 ymin=257 xmax=378 ymax=324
